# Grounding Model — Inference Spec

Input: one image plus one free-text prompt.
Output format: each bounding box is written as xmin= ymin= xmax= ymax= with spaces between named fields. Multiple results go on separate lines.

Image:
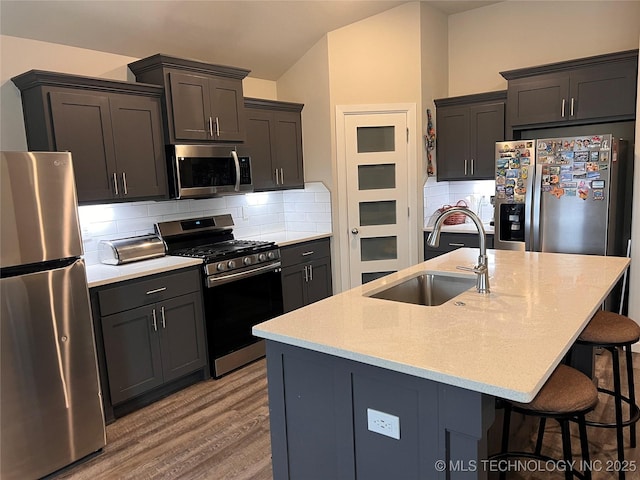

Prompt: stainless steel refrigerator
xmin=1 ymin=152 xmax=106 ymax=479
xmin=495 ymin=134 xmax=630 ymax=257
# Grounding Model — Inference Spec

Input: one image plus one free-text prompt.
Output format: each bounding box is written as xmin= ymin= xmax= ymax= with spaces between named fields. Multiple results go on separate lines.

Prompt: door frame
xmin=335 ymin=103 xmax=419 ymax=291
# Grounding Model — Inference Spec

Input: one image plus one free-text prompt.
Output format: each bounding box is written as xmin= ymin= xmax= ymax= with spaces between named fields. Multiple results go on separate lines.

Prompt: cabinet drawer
xmin=424 ymin=232 xmax=494 ymax=255
xmin=281 ymin=238 xmax=331 ymax=267
xmin=98 ymin=268 xmax=201 ymax=316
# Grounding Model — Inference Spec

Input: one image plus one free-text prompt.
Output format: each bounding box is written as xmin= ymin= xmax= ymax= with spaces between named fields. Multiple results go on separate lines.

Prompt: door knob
xmin=351 ymin=228 xmax=359 ymax=234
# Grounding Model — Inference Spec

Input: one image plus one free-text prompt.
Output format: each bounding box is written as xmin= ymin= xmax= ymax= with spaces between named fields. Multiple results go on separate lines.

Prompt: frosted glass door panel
xmin=357 ymin=126 xmax=395 ymax=153
xmin=359 ymin=201 xmax=396 ymax=226
xmin=361 ymin=237 xmax=397 ymax=261
xmin=358 ymin=164 xmax=396 ymax=190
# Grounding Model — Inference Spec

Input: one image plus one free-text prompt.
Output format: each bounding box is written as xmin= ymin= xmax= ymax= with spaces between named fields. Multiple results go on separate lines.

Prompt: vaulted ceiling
xmin=1 ymin=1 xmax=500 ymax=80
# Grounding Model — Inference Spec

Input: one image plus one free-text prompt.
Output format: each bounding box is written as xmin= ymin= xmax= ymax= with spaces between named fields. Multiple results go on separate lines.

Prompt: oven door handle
xmin=231 ymin=150 xmax=240 ymax=192
xmin=206 ymin=261 xmax=281 ymax=288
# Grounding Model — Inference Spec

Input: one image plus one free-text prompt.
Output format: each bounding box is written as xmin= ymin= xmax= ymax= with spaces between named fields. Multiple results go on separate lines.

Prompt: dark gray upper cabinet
xmin=244 ymin=98 xmax=304 ymax=190
xmin=502 ymin=50 xmax=638 ymax=129
xmin=11 ymin=70 xmax=167 ymax=204
xmin=434 ymin=91 xmax=506 ymax=181
xmin=128 ymin=54 xmax=250 ymax=144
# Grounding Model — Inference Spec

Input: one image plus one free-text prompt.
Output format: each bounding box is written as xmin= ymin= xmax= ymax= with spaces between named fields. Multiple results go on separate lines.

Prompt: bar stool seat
xmin=493 ymin=364 xmax=598 ymax=480
xmin=576 ymin=310 xmax=640 ymax=480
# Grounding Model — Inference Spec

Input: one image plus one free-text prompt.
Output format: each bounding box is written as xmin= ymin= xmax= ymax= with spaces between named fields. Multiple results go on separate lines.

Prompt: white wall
xmin=448 ymin=1 xmax=640 ymax=96
xmin=630 ymin=35 xmax=640 ymax=344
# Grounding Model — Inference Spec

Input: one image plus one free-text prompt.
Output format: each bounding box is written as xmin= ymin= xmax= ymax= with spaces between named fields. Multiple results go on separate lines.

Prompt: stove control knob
xmin=227 ymin=260 xmax=236 ymax=269
xmin=258 ymin=253 xmax=266 ymax=262
xmin=243 ymin=257 xmax=252 ymax=266
xmin=216 ymin=262 xmax=225 ymax=272
xmin=267 ymin=251 xmax=276 ymax=260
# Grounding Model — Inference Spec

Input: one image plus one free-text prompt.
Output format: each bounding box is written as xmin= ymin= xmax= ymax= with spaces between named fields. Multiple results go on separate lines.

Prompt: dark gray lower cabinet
xmin=266 ymin=341 xmax=495 ymax=480
xmin=281 ymin=238 xmax=332 ymax=313
xmin=424 ymin=232 xmax=494 ymax=260
xmin=93 ymin=267 xmax=207 ymax=418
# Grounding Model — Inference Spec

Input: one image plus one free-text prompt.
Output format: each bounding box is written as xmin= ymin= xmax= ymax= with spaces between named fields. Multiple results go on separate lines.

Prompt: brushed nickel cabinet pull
xmin=215 ymin=117 xmax=220 ymax=137
xmin=464 ymin=159 xmax=468 ymax=176
xmin=122 ymin=172 xmax=128 ymax=195
xmin=570 ymin=98 xmax=575 ymax=116
xmin=112 ymin=172 xmax=118 ymax=196
xmin=309 ymin=265 xmax=313 ymax=281
xmin=301 ymin=251 xmax=314 ymax=256
xmin=160 ymin=306 xmax=166 ymax=329
xmin=280 ymin=168 xmax=284 ymax=184
xmin=146 ymin=287 xmax=167 ymax=295
xmin=561 ymin=99 xmax=566 ymax=117
xmin=151 ymin=308 xmax=158 ymax=332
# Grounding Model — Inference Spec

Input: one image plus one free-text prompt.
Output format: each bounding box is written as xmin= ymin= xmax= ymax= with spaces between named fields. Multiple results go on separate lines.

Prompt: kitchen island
xmin=253 ymin=248 xmax=629 ymax=480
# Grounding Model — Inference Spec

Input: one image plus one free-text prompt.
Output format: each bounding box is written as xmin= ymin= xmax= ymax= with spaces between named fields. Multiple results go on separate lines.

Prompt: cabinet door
xmin=168 ymin=72 xmax=211 ymax=141
xmin=49 ymin=90 xmax=117 ymax=202
xmin=158 ymin=293 xmax=207 ymax=382
xmin=274 ymin=111 xmax=304 ymax=189
xmin=210 ymin=77 xmax=245 ymax=142
xmin=436 ymin=105 xmax=468 ymax=180
xmin=571 ymin=62 xmax=638 ymax=120
xmin=307 ymin=259 xmax=333 ymax=305
xmin=469 ymin=102 xmax=504 ymax=179
xmin=110 ymin=94 xmax=167 ymax=199
xmin=245 ymin=109 xmax=277 ymax=190
xmin=282 ymin=265 xmax=306 ymax=313
xmin=102 ymin=305 xmax=163 ymax=404
xmin=507 ymin=73 xmax=569 ymax=126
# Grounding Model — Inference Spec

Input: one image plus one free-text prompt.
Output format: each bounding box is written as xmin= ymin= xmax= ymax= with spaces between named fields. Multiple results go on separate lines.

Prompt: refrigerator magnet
xmin=593 ymin=189 xmax=605 ymax=200
xmin=578 ymin=188 xmax=589 ymax=200
xmin=600 ymin=151 xmax=609 ymax=163
xmin=551 ymin=186 xmax=565 ymax=198
xmin=590 ymin=151 xmax=599 ymax=161
xmin=566 ymin=188 xmax=577 ymax=197
xmin=520 ymin=166 xmax=529 ymax=179
xmin=591 ymin=180 xmax=605 ymax=189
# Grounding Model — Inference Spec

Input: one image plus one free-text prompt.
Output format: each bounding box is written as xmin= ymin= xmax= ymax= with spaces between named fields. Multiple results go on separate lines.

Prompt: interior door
xmin=344 ymin=113 xmax=410 ymax=287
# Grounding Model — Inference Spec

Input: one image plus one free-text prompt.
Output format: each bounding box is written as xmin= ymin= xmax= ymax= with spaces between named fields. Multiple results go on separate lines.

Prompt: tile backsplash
xmin=423 ymin=178 xmax=495 ymax=226
xmin=80 ymin=182 xmax=332 ymax=265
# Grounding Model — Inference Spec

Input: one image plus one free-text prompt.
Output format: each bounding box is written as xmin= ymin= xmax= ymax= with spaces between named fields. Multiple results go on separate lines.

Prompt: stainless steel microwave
xmin=167 ymin=145 xmax=253 ymax=199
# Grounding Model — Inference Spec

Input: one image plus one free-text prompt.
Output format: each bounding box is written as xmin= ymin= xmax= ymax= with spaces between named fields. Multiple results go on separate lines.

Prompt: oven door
xmin=169 ymin=145 xmax=252 ymax=198
xmin=203 ymin=262 xmax=283 ymax=377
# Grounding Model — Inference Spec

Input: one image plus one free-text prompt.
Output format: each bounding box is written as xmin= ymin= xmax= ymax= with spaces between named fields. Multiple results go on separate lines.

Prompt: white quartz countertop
xmin=253 ymin=248 xmax=629 ymax=403
xmin=424 ymin=222 xmax=495 ymax=234
xmin=246 ymin=231 xmax=332 ymax=247
xmin=86 ymin=256 xmax=203 ymax=288
xmin=85 ymin=231 xmax=331 ymax=288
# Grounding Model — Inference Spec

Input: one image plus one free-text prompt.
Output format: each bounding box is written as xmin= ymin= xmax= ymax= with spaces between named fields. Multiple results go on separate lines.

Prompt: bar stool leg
xmin=500 ymin=404 xmax=511 ymax=480
xmin=578 ymin=414 xmax=592 ymax=480
xmin=624 ymin=345 xmax=637 ymax=448
xmin=611 ymin=346 xmax=626 ymax=480
xmin=559 ymin=419 xmax=573 ymax=480
xmin=534 ymin=417 xmax=547 ymax=455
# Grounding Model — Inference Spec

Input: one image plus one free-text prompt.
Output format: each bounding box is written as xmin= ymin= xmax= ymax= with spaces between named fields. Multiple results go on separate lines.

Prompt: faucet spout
xmin=427 ymin=207 xmax=490 ymax=294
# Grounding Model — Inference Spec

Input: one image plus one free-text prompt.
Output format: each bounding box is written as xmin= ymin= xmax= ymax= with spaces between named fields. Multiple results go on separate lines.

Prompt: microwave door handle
xmin=175 ymin=157 xmax=183 ymax=199
xmin=231 ymin=150 xmax=241 ymax=192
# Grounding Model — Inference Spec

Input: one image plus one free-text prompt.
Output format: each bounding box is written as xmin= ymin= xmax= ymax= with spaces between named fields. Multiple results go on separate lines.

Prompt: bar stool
xmin=494 ymin=364 xmax=598 ymax=480
xmin=576 ymin=310 xmax=640 ymax=479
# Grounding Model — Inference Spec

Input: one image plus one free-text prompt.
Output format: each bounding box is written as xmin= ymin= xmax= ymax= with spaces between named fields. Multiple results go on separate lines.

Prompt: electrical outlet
xmin=367 ymin=408 xmax=400 ymax=440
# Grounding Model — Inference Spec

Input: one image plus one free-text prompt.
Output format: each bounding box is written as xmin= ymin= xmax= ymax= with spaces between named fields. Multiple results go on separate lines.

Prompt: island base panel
xmin=265 ymin=341 xmax=495 ymax=480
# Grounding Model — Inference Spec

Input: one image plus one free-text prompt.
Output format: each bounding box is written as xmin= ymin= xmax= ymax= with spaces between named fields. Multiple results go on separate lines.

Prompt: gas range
xmin=155 ymin=214 xmax=284 ymax=378
xmin=155 ymin=214 xmax=281 ymax=279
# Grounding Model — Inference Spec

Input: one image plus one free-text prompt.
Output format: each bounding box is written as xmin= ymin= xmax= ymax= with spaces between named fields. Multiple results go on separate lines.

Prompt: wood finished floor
xmin=54 ymin=352 xmax=640 ymax=480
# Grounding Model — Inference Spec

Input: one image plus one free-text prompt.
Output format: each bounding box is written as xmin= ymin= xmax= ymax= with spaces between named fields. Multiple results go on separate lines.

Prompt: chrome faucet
xmin=426 ymin=207 xmax=490 ymax=294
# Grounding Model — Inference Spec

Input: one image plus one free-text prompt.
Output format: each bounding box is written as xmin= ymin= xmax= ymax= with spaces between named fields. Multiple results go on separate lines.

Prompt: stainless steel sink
xmin=368 ymin=273 xmax=476 ymax=306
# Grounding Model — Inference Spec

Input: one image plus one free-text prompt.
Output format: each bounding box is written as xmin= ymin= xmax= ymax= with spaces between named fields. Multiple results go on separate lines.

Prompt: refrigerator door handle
xmin=531 ymin=163 xmax=543 ymax=252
